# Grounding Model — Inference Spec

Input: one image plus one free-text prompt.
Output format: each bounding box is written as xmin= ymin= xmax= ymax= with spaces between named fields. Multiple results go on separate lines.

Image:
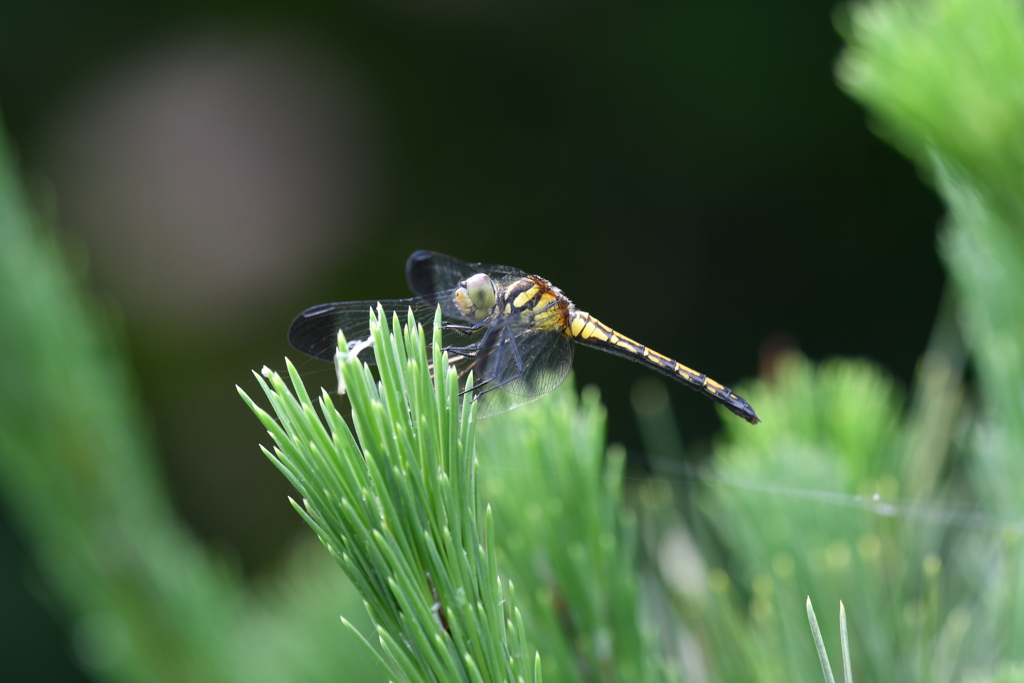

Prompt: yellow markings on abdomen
xmin=641 ymin=347 xmax=674 ymax=368
xmin=638 ymin=347 xmax=712 ymax=394
xmin=569 ymin=313 xmax=615 ymax=343
xmin=570 ymin=313 xmax=709 ymax=391
xmin=670 ymin=358 xmax=704 ymax=387
xmin=570 ymin=312 xmax=643 ymax=347
xmin=567 ymin=310 xmax=759 ymax=423
xmin=579 ymin=316 xmax=600 ymax=340
xmin=704 ymin=377 xmax=726 ymax=391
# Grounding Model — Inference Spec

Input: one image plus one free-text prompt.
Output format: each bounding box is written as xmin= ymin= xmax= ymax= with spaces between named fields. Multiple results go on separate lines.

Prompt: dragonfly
xmin=288 ymin=250 xmax=760 ymax=423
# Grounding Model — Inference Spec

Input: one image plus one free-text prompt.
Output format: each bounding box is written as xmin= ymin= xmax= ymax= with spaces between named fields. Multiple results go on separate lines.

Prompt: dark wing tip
xmin=406 ymin=250 xmax=441 ymax=302
xmin=287 ymin=304 xmax=341 ymax=361
xmin=407 ymin=249 xmax=434 ymax=262
xmin=406 ymin=250 xmax=435 ymax=278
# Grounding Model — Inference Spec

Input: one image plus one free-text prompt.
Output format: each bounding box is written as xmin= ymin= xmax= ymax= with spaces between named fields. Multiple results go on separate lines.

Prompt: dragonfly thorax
xmin=454 ymin=273 xmax=498 ymax=321
xmin=497 ymin=275 xmax=572 ymax=333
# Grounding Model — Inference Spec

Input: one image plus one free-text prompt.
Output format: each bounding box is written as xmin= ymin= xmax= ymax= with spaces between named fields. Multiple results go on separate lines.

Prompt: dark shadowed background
xmin=0 ymin=1 xmax=942 ymax=679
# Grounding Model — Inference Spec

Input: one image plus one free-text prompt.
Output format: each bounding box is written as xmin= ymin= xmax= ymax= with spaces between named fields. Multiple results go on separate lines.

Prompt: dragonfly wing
xmin=406 ymin=250 xmax=529 ymax=319
xmin=472 ymin=324 xmax=574 ymax=417
xmin=288 ymin=298 xmax=435 ymax=364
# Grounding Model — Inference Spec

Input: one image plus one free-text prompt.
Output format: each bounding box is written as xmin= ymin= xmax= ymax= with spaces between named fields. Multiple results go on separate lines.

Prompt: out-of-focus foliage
xmin=0 ymin=117 xmax=236 ymax=683
xmin=477 ymin=381 xmax=680 ymax=683
xmin=840 ymin=0 xmax=1024 ymax=669
xmin=684 ymin=353 xmax=969 ymax=683
xmin=838 ymin=0 xmax=1024 ymax=463
xmin=623 ymin=0 xmax=1024 ymax=681
xmin=964 ymin=664 xmax=1024 ymax=683
xmin=0 ymin=122 xmax=383 ymax=683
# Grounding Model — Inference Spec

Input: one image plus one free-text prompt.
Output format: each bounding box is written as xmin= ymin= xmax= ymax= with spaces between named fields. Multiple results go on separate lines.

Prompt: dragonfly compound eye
xmin=454 ymin=273 xmax=496 ymax=320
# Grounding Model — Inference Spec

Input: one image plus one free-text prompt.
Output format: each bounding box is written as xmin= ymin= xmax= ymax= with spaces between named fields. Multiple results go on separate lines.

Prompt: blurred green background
xmin=1 ymin=0 xmax=952 ymax=680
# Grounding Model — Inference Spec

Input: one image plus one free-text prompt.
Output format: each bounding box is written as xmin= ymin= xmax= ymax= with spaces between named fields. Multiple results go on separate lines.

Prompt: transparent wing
xmin=405 ymin=250 xmax=529 ymax=320
xmin=471 ymin=324 xmax=574 ymax=417
xmin=289 ymin=250 xmax=513 ymax=363
xmin=288 ymin=298 xmax=436 ymax=364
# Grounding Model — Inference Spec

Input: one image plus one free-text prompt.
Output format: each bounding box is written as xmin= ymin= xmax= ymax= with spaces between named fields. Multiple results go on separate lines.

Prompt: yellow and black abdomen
xmin=568 ymin=311 xmax=760 ymax=424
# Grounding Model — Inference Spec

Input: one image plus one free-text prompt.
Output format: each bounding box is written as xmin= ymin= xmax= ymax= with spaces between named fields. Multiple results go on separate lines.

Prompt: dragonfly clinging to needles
xmin=288 ymin=250 xmax=760 ymax=423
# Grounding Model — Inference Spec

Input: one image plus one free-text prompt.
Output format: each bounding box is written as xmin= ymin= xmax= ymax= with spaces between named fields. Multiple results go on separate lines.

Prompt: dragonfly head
xmin=454 ymin=273 xmax=497 ymax=321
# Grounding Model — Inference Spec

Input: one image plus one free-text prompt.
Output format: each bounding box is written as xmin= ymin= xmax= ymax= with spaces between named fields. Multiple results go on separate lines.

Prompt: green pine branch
xmin=241 ymin=307 xmax=540 ymax=683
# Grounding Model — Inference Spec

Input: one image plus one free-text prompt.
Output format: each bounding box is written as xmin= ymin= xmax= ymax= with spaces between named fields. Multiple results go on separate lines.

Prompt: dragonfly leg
xmin=471 ymin=330 xmax=526 ymax=398
xmin=442 ymin=322 xmax=488 ymax=336
xmin=443 ymin=344 xmax=480 ymax=357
